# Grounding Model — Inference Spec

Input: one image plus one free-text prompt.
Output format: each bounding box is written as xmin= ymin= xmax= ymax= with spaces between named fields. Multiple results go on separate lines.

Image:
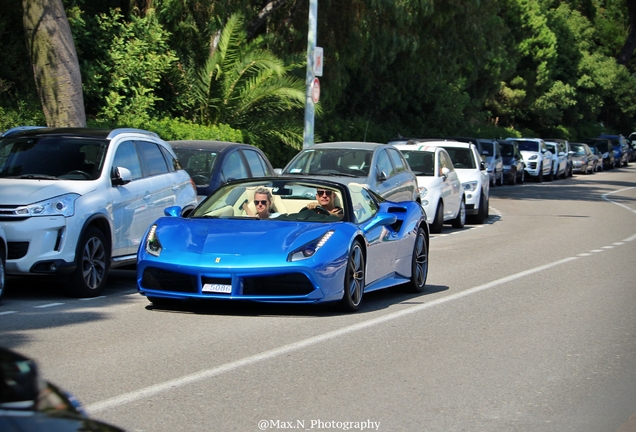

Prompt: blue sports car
xmin=137 ymin=177 xmax=429 ymax=311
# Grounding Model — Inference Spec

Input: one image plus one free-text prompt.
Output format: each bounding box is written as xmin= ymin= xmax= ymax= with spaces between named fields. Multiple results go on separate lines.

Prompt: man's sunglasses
xmin=254 ymin=200 xmax=268 ymax=206
xmin=317 ymin=190 xmax=333 ymax=197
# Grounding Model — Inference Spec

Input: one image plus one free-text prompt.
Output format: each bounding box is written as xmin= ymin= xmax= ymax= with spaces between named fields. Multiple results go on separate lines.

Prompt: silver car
xmin=280 ymin=142 xmax=420 ymax=204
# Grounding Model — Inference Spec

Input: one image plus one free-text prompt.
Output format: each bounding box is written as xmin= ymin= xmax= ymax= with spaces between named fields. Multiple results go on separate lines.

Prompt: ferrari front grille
xmin=142 ymin=267 xmax=198 ymax=293
xmin=242 ymin=273 xmax=314 ymax=296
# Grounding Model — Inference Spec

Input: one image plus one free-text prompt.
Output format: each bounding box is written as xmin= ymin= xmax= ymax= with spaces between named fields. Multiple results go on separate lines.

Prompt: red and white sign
xmin=311 ymin=78 xmax=320 ymax=103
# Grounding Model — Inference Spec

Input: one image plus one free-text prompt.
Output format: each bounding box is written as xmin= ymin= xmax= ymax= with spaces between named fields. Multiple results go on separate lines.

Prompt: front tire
xmin=474 ymin=193 xmax=488 ymax=224
xmin=405 ymin=226 xmax=428 ymax=293
xmin=67 ymin=227 xmax=110 ymax=297
xmin=430 ymin=202 xmax=444 ymax=233
xmin=519 ymin=168 xmax=525 ymax=184
xmin=340 ymin=241 xmax=364 ymax=312
xmin=451 ymin=199 xmax=466 ymax=229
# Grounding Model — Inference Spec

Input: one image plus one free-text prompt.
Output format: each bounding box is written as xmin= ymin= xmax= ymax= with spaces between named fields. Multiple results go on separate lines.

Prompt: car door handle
xmin=144 ymin=193 xmax=152 ymax=200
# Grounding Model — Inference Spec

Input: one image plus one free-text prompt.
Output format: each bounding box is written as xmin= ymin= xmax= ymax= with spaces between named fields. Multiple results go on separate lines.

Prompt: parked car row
xmin=1 ymin=125 xmax=633 ymax=309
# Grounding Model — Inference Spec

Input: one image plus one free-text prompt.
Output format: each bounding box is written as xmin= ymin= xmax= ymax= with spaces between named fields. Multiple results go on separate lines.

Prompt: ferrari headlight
xmin=289 ymin=231 xmax=334 ymax=262
xmin=17 ymin=193 xmax=79 ymax=217
xmin=463 ymin=181 xmax=478 ymax=192
xmin=145 ymin=224 xmax=162 ymax=257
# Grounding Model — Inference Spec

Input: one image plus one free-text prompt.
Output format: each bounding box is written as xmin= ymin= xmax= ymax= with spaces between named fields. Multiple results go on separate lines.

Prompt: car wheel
xmin=474 ymin=193 xmax=487 ymax=224
xmin=0 ymin=254 xmax=5 ymax=304
xmin=405 ymin=226 xmax=428 ymax=293
xmin=519 ymin=169 xmax=525 ymax=184
xmin=430 ymin=202 xmax=444 ymax=233
xmin=508 ymin=169 xmax=516 ymax=185
xmin=67 ymin=227 xmax=110 ymax=298
xmin=496 ymin=171 xmax=503 ymax=186
xmin=451 ymin=199 xmax=465 ymax=229
xmin=547 ymin=164 xmax=554 ymax=181
xmin=340 ymin=241 xmax=364 ymax=312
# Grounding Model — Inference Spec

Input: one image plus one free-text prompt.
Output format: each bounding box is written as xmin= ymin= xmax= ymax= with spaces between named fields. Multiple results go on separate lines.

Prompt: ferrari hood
xmin=154 ymin=217 xmax=336 ymax=257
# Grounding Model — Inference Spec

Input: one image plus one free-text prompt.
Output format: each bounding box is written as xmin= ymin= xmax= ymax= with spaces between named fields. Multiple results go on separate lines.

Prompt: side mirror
xmin=441 ymin=167 xmax=450 ymax=178
xmin=111 ymin=166 xmax=132 ymax=186
xmin=164 ymin=206 xmax=182 ymax=217
xmin=376 ymin=171 xmax=388 ymax=182
xmin=363 ymin=211 xmax=398 ymax=232
xmin=273 ymin=168 xmax=283 ymax=175
xmin=480 ymin=161 xmax=487 ymax=171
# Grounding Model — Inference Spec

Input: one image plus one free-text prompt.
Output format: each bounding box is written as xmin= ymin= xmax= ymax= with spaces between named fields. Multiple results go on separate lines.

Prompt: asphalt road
xmin=2 ymin=166 xmax=636 ymax=432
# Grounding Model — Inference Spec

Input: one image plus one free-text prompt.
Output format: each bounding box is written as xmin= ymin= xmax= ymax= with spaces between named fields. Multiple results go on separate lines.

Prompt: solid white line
xmin=85 ymin=255 xmax=579 ymax=414
xmin=0 ymin=311 xmax=17 ymax=316
xmin=34 ymin=303 xmax=64 ymax=308
xmin=603 ymin=187 xmax=636 ymax=214
xmin=79 ymin=296 xmax=107 ymax=301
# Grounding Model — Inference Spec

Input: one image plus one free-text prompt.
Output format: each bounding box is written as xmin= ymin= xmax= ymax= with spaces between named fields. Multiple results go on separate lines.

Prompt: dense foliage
xmin=1 ymin=0 xmax=635 ymax=166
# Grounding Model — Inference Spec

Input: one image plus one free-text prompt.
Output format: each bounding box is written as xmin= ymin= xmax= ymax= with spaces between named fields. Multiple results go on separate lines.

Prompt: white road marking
xmin=85 ymin=187 xmax=636 ymax=414
xmin=34 ymin=303 xmax=65 ymax=308
xmin=85 ymin=255 xmax=581 ymax=414
xmin=0 ymin=311 xmax=17 ymax=316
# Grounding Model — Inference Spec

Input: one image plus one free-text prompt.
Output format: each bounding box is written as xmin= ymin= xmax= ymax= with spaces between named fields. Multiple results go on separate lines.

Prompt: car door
xmin=386 ymin=147 xmax=417 ymax=202
xmin=221 ymin=149 xmax=250 ymax=183
xmin=109 ymin=140 xmax=160 ymax=258
xmin=242 ymin=148 xmax=273 ymax=177
xmin=372 ymin=148 xmax=399 ymax=201
xmin=438 ymin=150 xmax=461 ymax=218
xmin=351 ymin=187 xmax=398 ymax=284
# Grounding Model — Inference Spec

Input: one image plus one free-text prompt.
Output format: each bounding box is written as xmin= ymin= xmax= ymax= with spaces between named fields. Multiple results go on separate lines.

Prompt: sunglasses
xmin=254 ymin=200 xmax=268 ymax=206
xmin=317 ymin=190 xmax=333 ymax=197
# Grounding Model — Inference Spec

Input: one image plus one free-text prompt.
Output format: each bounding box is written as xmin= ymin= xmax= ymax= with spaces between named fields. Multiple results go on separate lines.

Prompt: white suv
xmin=0 ymin=127 xmax=198 ymax=297
xmin=505 ymin=138 xmax=553 ymax=182
xmin=411 ymin=140 xmax=490 ymax=224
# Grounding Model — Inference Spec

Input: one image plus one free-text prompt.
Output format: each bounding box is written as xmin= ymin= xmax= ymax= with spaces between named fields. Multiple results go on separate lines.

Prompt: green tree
xmin=70 ymin=7 xmax=176 ymax=123
xmin=186 ymin=13 xmax=307 ymax=151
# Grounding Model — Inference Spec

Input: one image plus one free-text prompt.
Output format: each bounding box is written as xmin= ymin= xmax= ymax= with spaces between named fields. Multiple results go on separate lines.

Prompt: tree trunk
xmin=22 ymin=0 xmax=86 ymax=127
xmin=617 ymin=0 xmax=636 ymax=65
xmin=246 ymin=0 xmax=291 ymax=39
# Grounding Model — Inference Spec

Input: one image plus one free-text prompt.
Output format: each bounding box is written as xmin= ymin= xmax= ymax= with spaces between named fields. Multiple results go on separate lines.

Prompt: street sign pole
xmin=303 ymin=0 xmax=318 ymax=148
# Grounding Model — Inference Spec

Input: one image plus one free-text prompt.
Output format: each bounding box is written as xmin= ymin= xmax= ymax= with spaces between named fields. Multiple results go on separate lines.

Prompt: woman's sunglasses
xmin=317 ymin=190 xmax=333 ymax=197
xmin=254 ymin=200 xmax=268 ymax=206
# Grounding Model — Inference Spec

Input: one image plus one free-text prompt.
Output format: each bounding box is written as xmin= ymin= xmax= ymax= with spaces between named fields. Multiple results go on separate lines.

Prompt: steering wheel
xmin=313 ymin=205 xmax=330 ymax=215
xmin=65 ymin=170 xmax=91 ymax=179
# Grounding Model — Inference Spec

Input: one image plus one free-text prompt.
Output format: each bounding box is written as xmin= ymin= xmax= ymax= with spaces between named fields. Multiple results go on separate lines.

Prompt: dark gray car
xmin=170 ymin=140 xmax=275 ymax=200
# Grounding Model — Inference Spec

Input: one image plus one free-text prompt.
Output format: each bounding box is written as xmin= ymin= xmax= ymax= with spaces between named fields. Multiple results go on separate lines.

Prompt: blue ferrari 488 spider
xmin=137 ymin=177 xmax=429 ymax=311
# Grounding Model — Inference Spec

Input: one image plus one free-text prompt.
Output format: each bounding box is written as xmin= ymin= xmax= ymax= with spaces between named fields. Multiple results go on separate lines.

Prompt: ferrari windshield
xmin=0 ymin=136 xmax=107 ymax=180
xmin=191 ymin=179 xmax=353 ymax=222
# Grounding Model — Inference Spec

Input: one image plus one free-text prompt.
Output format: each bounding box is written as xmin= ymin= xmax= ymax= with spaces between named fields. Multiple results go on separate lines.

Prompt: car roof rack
xmin=0 ymin=126 xmax=46 ymax=138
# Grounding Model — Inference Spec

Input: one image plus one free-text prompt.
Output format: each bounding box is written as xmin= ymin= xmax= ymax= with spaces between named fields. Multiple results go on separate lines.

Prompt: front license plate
xmin=202 ymin=283 xmax=232 ymax=293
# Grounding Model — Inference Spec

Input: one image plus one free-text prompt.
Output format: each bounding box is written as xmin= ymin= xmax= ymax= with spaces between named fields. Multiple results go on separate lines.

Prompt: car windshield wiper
xmin=16 ymin=174 xmax=59 ymax=180
xmin=314 ymin=172 xmax=358 ymax=177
